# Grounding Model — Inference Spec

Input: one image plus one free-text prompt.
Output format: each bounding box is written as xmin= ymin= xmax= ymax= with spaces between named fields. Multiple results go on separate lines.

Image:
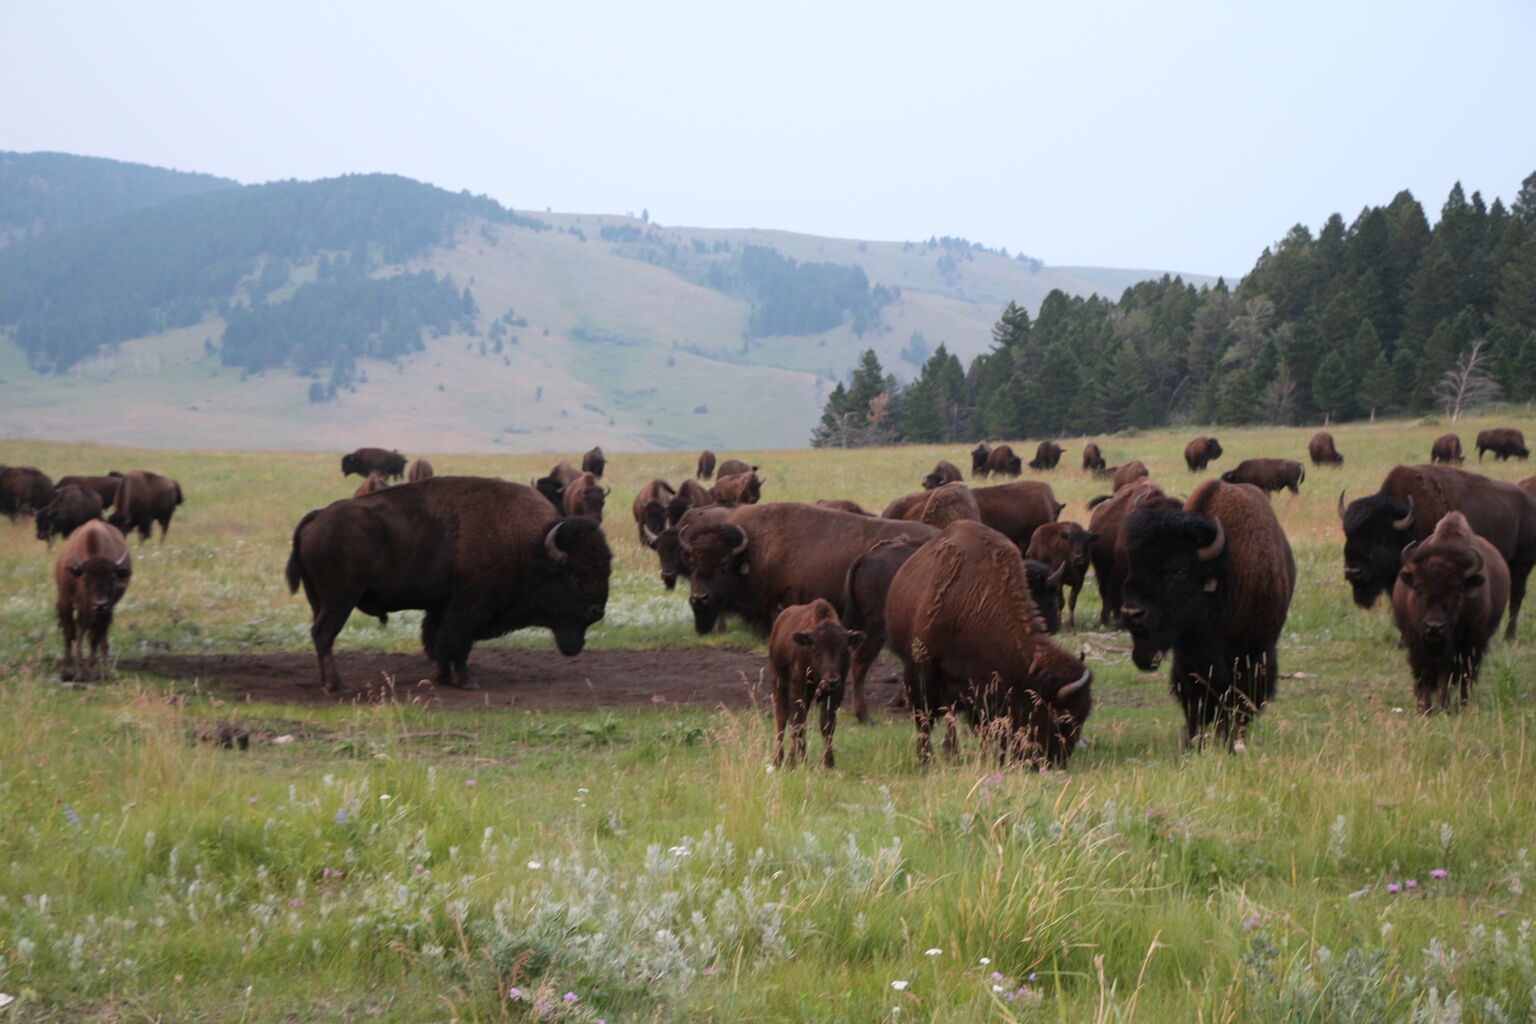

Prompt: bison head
xmin=646 ymin=525 xmax=690 ymax=590
xmin=1120 ymin=508 xmax=1228 ymax=671
xmin=792 ymin=620 xmax=866 ymax=700
xmin=681 ymin=523 xmax=750 ymax=634
xmin=1340 ymin=491 xmax=1416 ymax=608
xmin=533 ymin=476 xmax=566 ymax=512
xmin=68 ymin=548 xmax=132 ymax=614
xmin=532 ymin=518 xmax=611 ymax=656
xmin=1395 ymin=538 xmax=1487 ymax=653
xmin=1024 ymin=559 xmax=1066 ymax=635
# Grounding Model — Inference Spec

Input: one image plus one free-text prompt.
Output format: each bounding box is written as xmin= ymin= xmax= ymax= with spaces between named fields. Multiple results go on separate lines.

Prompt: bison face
xmin=1341 ymin=493 xmax=1416 ymax=609
xmin=681 ymin=524 xmax=750 ymax=634
xmin=533 ymin=518 xmax=612 ymax=656
xmin=1396 ymin=545 xmax=1486 ymax=652
xmin=1120 ymin=509 xmax=1227 ymax=671
xmin=793 ymin=622 xmax=866 ymax=700
xmin=70 ymin=554 xmax=131 ymax=614
xmin=648 ymin=527 xmax=691 ymax=590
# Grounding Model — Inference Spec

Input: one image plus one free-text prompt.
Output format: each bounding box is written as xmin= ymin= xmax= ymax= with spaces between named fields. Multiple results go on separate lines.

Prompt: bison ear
xmin=791 ymin=631 xmax=813 ymax=646
xmin=847 ymin=630 xmax=867 ymax=649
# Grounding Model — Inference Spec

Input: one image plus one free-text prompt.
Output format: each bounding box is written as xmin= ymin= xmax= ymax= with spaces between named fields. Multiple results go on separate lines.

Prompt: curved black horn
xmin=730 ymin=525 xmax=750 ymax=557
xmin=1196 ymin=521 xmax=1226 ymax=561
xmin=1058 ymin=667 xmax=1091 ymax=699
xmin=1392 ymin=496 xmax=1415 ymax=532
xmin=1337 ymin=490 xmax=1347 ymax=520
xmin=545 ymin=521 xmax=568 ymax=563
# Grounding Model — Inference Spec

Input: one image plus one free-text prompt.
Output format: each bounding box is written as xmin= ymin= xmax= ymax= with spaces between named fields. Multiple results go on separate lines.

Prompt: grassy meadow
xmin=3 ymin=416 xmax=1536 ymax=1022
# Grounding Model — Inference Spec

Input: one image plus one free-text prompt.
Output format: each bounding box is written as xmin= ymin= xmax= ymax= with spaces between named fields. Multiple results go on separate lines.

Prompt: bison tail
xmin=1086 ymin=493 xmax=1112 ymax=509
xmin=285 ymin=509 xmax=322 ymax=594
xmin=174 ymin=481 xmax=185 ymax=506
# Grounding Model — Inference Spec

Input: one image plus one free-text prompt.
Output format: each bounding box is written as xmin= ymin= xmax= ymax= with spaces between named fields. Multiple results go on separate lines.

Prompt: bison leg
xmin=847 ymin=636 xmax=882 ymax=725
xmin=788 ymin=676 xmax=810 ymax=767
xmin=86 ymin=609 xmax=112 ymax=681
xmin=430 ymin=612 xmax=479 ymax=690
xmin=772 ymin=676 xmax=789 ymax=767
xmin=309 ymin=602 xmax=356 ymax=694
xmin=1505 ymin=558 xmax=1531 ymax=642
xmin=819 ymin=691 xmax=840 ymax=769
xmin=420 ymin=608 xmax=442 ymax=660
xmin=58 ymin=603 xmax=79 ymax=682
xmin=902 ymin=659 xmax=936 ymax=763
xmin=1065 ymin=582 xmax=1079 ymax=631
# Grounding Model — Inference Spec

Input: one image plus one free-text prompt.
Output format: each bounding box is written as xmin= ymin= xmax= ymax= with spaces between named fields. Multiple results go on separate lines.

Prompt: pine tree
xmin=1312 ymin=350 xmax=1354 ymax=422
xmin=1356 ymin=349 xmax=1396 ymax=419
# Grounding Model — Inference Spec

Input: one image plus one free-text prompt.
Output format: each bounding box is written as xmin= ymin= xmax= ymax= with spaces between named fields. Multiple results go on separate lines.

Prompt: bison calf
xmin=768 ymin=599 xmax=865 ymax=768
xmin=1026 ymin=521 xmax=1097 ymax=630
xmin=55 ymin=520 xmax=132 ymax=681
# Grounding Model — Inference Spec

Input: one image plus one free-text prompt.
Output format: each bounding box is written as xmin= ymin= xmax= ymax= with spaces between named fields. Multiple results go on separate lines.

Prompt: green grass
xmin=3 ymin=415 xmax=1536 ymax=1021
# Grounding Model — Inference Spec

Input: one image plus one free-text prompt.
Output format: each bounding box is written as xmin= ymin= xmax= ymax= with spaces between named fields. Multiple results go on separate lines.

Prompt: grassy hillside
xmin=1 ymin=415 xmax=1535 ymax=1020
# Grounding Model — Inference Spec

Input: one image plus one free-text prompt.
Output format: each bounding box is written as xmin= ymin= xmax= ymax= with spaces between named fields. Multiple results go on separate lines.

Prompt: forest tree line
xmin=814 ymin=174 xmax=1536 ymax=446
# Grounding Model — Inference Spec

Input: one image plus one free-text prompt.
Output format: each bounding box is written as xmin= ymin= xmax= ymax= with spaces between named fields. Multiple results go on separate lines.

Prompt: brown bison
xmin=341 ymin=448 xmax=407 ymax=481
xmin=697 ymin=450 xmax=717 ymax=480
xmin=815 ymin=498 xmax=872 ymax=516
xmin=1082 ymin=443 xmax=1107 ymax=474
xmin=919 ymin=481 xmax=982 ymax=527
xmin=1184 ymin=436 xmax=1224 ymax=472
xmin=354 ymin=472 xmax=388 ymax=498
xmin=285 ymin=477 xmax=611 ymax=693
xmin=1111 ymin=460 xmax=1151 ymax=491
xmin=667 ymin=478 xmax=714 ymax=525
xmin=632 ymin=479 xmax=676 ymax=544
xmin=1431 ymin=434 xmax=1464 ymax=464
xmin=533 ymin=476 xmax=566 ymax=511
xmin=922 ymin=460 xmax=964 ymax=490
xmin=768 ymin=599 xmax=866 ymax=768
xmin=1308 ymin=432 xmax=1344 ymax=466
xmin=1026 ymin=521 xmax=1098 ymax=630
xmin=1024 ymin=559 xmax=1067 ymax=635
xmin=712 ymin=470 xmax=763 ymax=505
xmin=717 ymin=458 xmax=755 ymax=479
xmin=562 ymin=471 xmax=610 ymax=521
xmin=582 ymin=446 xmax=606 ymax=476
xmin=1088 ymin=480 xmax=1182 ymax=627
xmin=55 ymin=519 xmax=132 ymax=681
xmin=0 ymin=465 xmax=54 ymax=519
xmin=1341 ymin=465 xmax=1536 ymax=640
xmin=55 ymin=473 xmax=122 ymax=509
xmin=986 ymin=444 xmax=1023 ymax=477
xmin=1121 ymin=479 xmax=1295 ymax=750
xmin=970 ymin=442 xmax=992 ymax=477
xmin=107 ymin=471 xmax=184 ymax=543
xmin=842 ymin=536 xmax=929 ymax=705
xmin=647 ymin=504 xmax=732 ymax=591
xmin=1029 ymin=441 xmax=1063 ymax=471
xmin=1392 ymin=511 xmax=1510 ymax=714
xmin=884 ymin=519 xmax=1093 ymax=767
xmin=408 ymin=458 xmax=434 ymax=482
xmin=885 ymin=480 xmax=1060 ymax=553
xmin=36 ymin=484 xmax=103 ymax=544
xmin=1221 ymin=458 xmax=1305 ymax=496
xmin=1477 ymin=428 xmax=1529 ymax=461
xmin=548 ymin=459 xmax=582 ymax=485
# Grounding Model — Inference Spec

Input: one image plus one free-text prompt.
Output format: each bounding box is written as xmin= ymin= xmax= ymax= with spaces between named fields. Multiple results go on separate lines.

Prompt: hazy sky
xmin=4 ymin=0 xmax=1533 ymax=278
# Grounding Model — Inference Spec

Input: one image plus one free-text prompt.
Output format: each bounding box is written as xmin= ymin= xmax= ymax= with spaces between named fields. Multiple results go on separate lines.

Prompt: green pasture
xmin=2 ymin=416 xmax=1536 ymax=1022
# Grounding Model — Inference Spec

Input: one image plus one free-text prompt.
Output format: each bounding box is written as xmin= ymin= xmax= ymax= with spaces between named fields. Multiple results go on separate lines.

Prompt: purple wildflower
xmin=563 ymin=992 xmax=579 ymax=1003
xmin=1386 ymin=883 xmax=1400 ymax=894
xmin=465 ymin=779 xmax=476 ymax=787
xmin=1406 ymin=879 xmax=1418 ymax=891
xmin=507 ymin=986 xmax=523 ymax=1001
xmin=289 ymin=898 xmax=301 ymax=907
xmin=1431 ymin=869 xmax=1448 ymax=880
xmin=63 ymin=806 xmax=79 ymax=827
xmin=335 ymin=808 xmax=347 ymax=824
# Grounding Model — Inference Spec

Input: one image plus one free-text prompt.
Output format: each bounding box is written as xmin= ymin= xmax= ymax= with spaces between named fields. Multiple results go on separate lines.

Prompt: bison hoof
xmin=456 ymin=680 xmax=481 ymax=691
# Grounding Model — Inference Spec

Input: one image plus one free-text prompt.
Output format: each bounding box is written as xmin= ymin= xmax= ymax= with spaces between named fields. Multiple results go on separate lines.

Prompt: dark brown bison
xmin=582 ymin=446 xmax=607 ymax=476
xmin=1392 ymin=511 xmax=1510 ymax=714
xmin=885 ymin=480 xmax=1060 ymax=553
xmin=716 ymin=458 xmax=755 ymax=479
xmin=1026 ymin=521 xmax=1098 ymax=630
xmin=633 ymin=479 xmax=676 ymax=545
xmin=815 ymin=499 xmax=872 ymax=516
xmin=697 ymin=450 xmax=717 ymax=480
xmin=711 ymin=470 xmax=763 ymax=505
xmin=36 ymin=485 xmax=103 ymax=544
xmin=1341 ymin=465 xmax=1536 ymax=641
xmin=354 ymin=472 xmax=388 ymax=498
xmin=986 ymin=444 xmax=1023 ymax=477
xmin=1121 ymin=479 xmax=1295 ymax=750
xmin=842 ymin=536 xmax=929 ymax=705
xmin=1184 ymin=436 xmax=1223 ymax=472
xmin=285 ymin=477 xmax=611 ymax=693
xmin=548 ymin=460 xmax=582 ymax=485
xmin=1308 ymin=432 xmax=1344 ymax=466
xmin=1431 ymin=434 xmax=1464 ymax=464
xmin=533 ymin=476 xmax=566 ymax=511
xmin=1477 ymin=428 xmax=1529 ymax=461
xmin=768 ymin=599 xmax=866 ymax=768
xmin=107 ymin=471 xmax=184 ymax=543
xmin=971 ymin=442 xmax=992 ymax=477
xmin=55 ymin=519 xmax=132 ymax=681
xmin=561 ymin=472 xmax=610 ymax=521
xmin=55 ymin=473 xmax=122 ymax=508
xmin=922 ymin=460 xmax=963 ymax=490
xmin=1088 ymin=480 xmax=1182 ymax=627
xmin=1221 ymin=458 xmax=1305 ymax=496
xmin=1024 ymin=559 xmax=1067 ymax=635
xmin=679 ymin=502 xmax=937 ymax=722
xmin=647 ymin=504 xmax=732 ymax=591
xmin=1082 ymin=443 xmax=1107 ymax=474
xmin=884 ymin=519 xmax=1092 ymax=767
xmin=667 ymin=478 xmax=714 ymax=525
xmin=341 ymin=448 xmax=407 ymax=481
xmin=1111 ymin=460 xmax=1150 ymax=491
xmin=408 ymin=458 xmax=434 ymax=482
xmin=0 ymin=465 xmax=54 ymax=519
xmin=1029 ymin=441 xmax=1063 ymax=471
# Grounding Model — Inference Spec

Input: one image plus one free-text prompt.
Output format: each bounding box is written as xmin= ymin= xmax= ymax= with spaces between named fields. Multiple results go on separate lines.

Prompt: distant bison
xmin=1430 ymin=434 xmax=1465 ymax=464
xmin=712 ymin=470 xmax=763 ymax=505
xmin=1477 ymin=428 xmax=1529 ymax=462
xmin=548 ymin=460 xmax=582 ymax=485
xmin=408 ymin=458 xmax=434 ymax=482
xmin=885 ymin=480 xmax=1060 ymax=554
xmin=55 ymin=474 xmax=122 ymax=509
xmin=55 ymin=519 xmax=132 ymax=682
xmin=1392 ymin=511 xmax=1509 ymax=714
xmin=1308 ymin=432 xmax=1344 ymax=466
xmin=562 ymin=471 xmax=610 ymax=521
xmin=285 ymin=477 xmax=611 ymax=692
xmin=633 ymin=479 xmax=676 ymax=545
xmin=716 ymin=458 xmax=755 ymax=479
xmin=354 ymin=472 xmax=388 ymax=498
xmin=36 ymin=485 xmax=103 ymax=544
xmin=768 ymin=599 xmax=865 ymax=768
xmin=697 ymin=450 xmax=717 ymax=480
xmin=922 ymin=460 xmax=964 ymax=490
xmin=533 ymin=476 xmax=566 ymax=512
xmin=341 ymin=448 xmax=407 ymax=481
xmin=986 ymin=444 xmax=1023 ymax=477
xmin=1220 ymin=458 xmax=1305 ymax=496
xmin=107 ymin=471 xmax=184 ymax=543
xmin=0 ymin=465 xmax=54 ymax=519
xmin=582 ymin=446 xmax=606 ymax=477
xmin=1082 ymin=443 xmax=1107 ymax=474
xmin=667 ymin=478 xmax=714 ymax=525
xmin=1111 ymin=460 xmax=1150 ymax=491
xmin=971 ymin=442 xmax=992 ymax=478
xmin=1184 ymin=436 xmax=1223 ymax=472
xmin=1026 ymin=521 xmax=1098 ymax=630
xmin=1029 ymin=441 xmax=1063 ymax=471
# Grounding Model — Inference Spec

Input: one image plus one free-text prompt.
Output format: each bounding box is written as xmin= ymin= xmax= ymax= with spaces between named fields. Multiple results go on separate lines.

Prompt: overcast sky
xmin=4 ymin=0 xmax=1532 ymax=279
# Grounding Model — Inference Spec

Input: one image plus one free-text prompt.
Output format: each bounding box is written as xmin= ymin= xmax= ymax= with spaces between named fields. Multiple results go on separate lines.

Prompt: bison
xmin=971 ymin=442 xmax=992 ymax=478
xmin=107 ymin=471 xmax=184 ymax=543
xmin=55 ymin=473 xmax=122 ymax=509
xmin=1308 ymin=432 xmax=1344 ymax=466
xmin=1477 ymin=428 xmax=1529 ymax=462
xmin=768 ymin=599 xmax=865 ymax=768
xmin=1111 ymin=460 xmax=1151 ymax=491
xmin=55 ymin=519 xmax=132 ymax=681
xmin=842 ymin=536 xmax=929 ymax=705
xmin=36 ymin=484 xmax=103 ymax=544
xmin=712 ymin=470 xmax=763 ymax=505
xmin=815 ymin=498 xmax=872 ymax=516
xmin=1026 ymin=521 xmax=1098 ymax=630
xmin=409 ymin=458 xmax=434 ymax=482
xmin=716 ymin=458 xmax=756 ymax=479
xmin=1121 ymin=479 xmax=1295 ymax=751
xmin=697 ymin=450 xmax=717 ymax=479
xmin=0 ymin=465 xmax=54 ymax=519
xmin=285 ymin=476 xmax=611 ymax=693
xmin=1029 ymin=441 xmax=1063 ymax=471
xmin=667 ymin=478 xmax=714 ymax=525
xmin=884 ymin=519 xmax=1092 ymax=767
xmin=562 ymin=471 xmax=610 ymax=521
xmin=1184 ymin=436 xmax=1223 ymax=472
xmin=533 ymin=476 xmax=566 ymax=512
xmin=354 ymin=472 xmax=388 ymax=498
xmin=922 ymin=459 xmax=964 ymax=490
xmin=548 ymin=460 xmax=582 ymax=485
xmin=1431 ymin=433 xmax=1465 ymax=464
xmin=1087 ymin=480 xmax=1182 ymax=627
xmin=632 ymin=479 xmax=676 ymax=544
xmin=885 ymin=481 xmax=1060 ymax=554
xmin=1341 ymin=465 xmax=1536 ymax=641
xmin=986 ymin=444 xmax=1023 ymax=477
xmin=646 ymin=504 xmax=731 ymax=591
xmin=582 ymin=446 xmax=607 ymax=477
xmin=1024 ymin=559 xmax=1067 ymax=635
xmin=1082 ymin=443 xmax=1107 ymax=474
xmin=1221 ymin=458 xmax=1305 ymax=496
xmin=1392 ymin=511 xmax=1510 ymax=714
xmin=918 ymin=481 xmax=982 ymax=527
xmin=341 ymin=448 xmax=407 ymax=481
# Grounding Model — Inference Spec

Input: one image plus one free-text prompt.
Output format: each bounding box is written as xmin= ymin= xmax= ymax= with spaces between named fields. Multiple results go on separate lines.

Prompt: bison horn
xmin=601 ymin=487 xmax=612 ymax=497
xmin=642 ymin=523 xmax=659 ymax=546
xmin=1196 ymin=520 xmax=1226 ymax=561
xmin=1337 ymin=490 xmax=1347 ymax=520
xmin=1047 ymin=561 xmax=1067 ymax=587
xmin=1058 ymin=667 xmax=1091 ymax=699
xmin=114 ymin=549 xmax=129 ymax=567
xmin=729 ymin=525 xmax=750 ymax=557
xmin=545 ymin=521 xmax=568 ymax=563
xmin=1468 ymin=547 xmax=1485 ymax=579
xmin=1393 ymin=496 xmax=1415 ymax=532
xmin=70 ymin=551 xmax=84 ymax=569
xmin=1401 ymin=540 xmax=1420 ymax=561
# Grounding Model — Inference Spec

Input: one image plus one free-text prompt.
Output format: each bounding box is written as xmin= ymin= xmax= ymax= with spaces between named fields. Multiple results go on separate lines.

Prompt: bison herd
xmin=7 ymin=425 xmax=1535 ymax=770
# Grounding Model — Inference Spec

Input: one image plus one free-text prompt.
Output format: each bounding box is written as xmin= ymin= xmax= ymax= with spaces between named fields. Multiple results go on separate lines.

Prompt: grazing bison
xmin=667 ymin=478 xmax=714 ymax=525
xmin=1221 ymin=458 xmax=1306 ymax=496
xmin=55 ymin=520 xmax=132 ymax=681
xmin=1121 ymin=479 xmax=1295 ymax=750
xmin=1184 ymin=436 xmax=1224 ymax=472
xmin=986 ymin=444 xmax=1023 ymax=477
xmin=55 ymin=474 xmax=122 ymax=509
xmin=697 ymin=450 xmax=717 ymax=480
xmin=1392 ymin=511 xmax=1509 ymax=714
xmin=815 ymin=498 xmax=872 ymax=516
xmin=712 ymin=470 xmax=764 ymax=505
xmin=922 ymin=459 xmax=964 ymax=490
xmin=1082 ymin=443 xmax=1107 ymax=474
xmin=1112 ymin=460 xmax=1151 ymax=491
xmin=408 ymin=458 xmax=434 ymax=482
xmin=971 ymin=442 xmax=992 ymax=478
xmin=1026 ymin=521 xmax=1098 ymax=630
xmin=1341 ymin=465 xmax=1536 ymax=640
xmin=1 ymin=465 xmax=54 ymax=519
xmin=354 ymin=472 xmax=388 ymax=498
xmin=1477 ymin=428 xmax=1529 ymax=462
xmin=1088 ymin=480 xmax=1182 ymax=627
xmin=716 ymin=458 xmax=755 ymax=479
xmin=1308 ymin=432 xmax=1344 ymax=466
xmin=582 ymin=446 xmax=606 ymax=477
xmin=285 ymin=477 xmax=611 ymax=693
xmin=1431 ymin=434 xmax=1464 ymax=464
xmin=884 ymin=519 xmax=1093 ymax=767
xmin=341 ymin=448 xmax=407 ymax=481
xmin=36 ymin=485 xmax=103 ymax=544
xmin=768 ymin=599 xmax=865 ymax=768
xmin=107 ymin=471 xmax=184 ymax=543
xmin=561 ymin=471 xmax=610 ymax=521
xmin=632 ymin=479 xmax=676 ymax=544
xmin=1029 ymin=441 xmax=1063 ymax=471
